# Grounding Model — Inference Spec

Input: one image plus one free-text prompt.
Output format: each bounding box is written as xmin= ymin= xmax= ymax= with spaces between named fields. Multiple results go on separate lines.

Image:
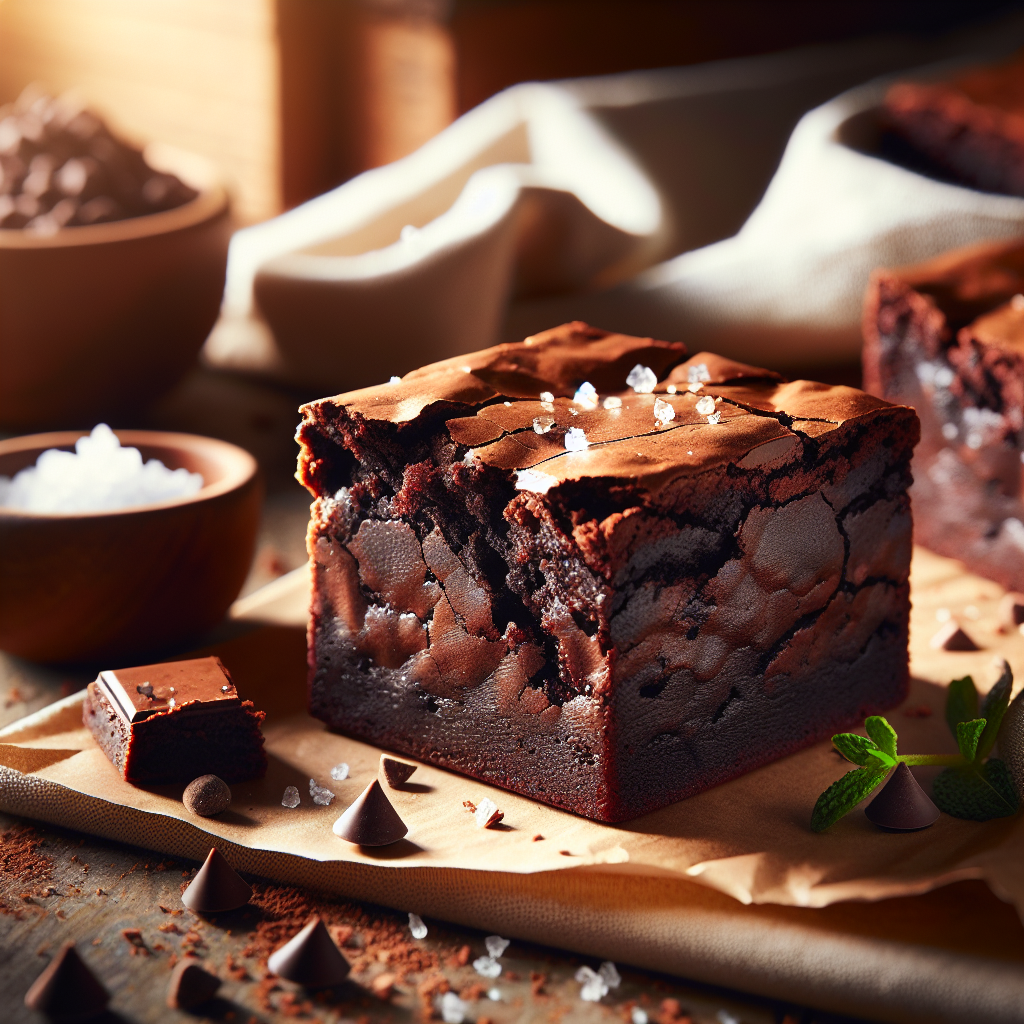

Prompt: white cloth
xmin=206 ymin=16 xmax=1024 ymax=390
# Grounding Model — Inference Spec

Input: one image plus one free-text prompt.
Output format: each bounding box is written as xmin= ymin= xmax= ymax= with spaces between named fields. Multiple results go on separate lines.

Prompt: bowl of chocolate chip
xmin=0 ymin=425 xmax=261 ymax=664
xmin=0 ymin=88 xmax=232 ymax=431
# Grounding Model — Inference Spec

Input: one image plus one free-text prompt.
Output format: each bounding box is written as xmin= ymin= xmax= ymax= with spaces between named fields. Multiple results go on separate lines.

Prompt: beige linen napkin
xmin=206 ymin=15 xmax=1024 ymax=392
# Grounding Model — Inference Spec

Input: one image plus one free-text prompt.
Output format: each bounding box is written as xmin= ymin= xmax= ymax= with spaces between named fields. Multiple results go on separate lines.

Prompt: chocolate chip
xmin=332 ymin=780 xmax=408 ymax=846
xmin=167 ymin=959 xmax=221 ymax=1009
xmin=865 ymin=763 xmax=940 ymax=831
xmin=930 ymin=620 xmax=979 ymax=651
xmin=380 ymin=755 xmax=417 ymax=787
xmin=267 ymin=916 xmax=351 ymax=987
xmin=23 ymin=942 xmax=109 ymax=1021
xmin=180 ymin=848 xmax=251 ymax=913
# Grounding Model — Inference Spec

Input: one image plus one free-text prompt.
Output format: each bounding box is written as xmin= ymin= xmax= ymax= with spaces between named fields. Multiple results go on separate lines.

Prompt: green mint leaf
xmin=811 ymin=766 xmax=890 ymax=832
xmin=832 ymin=733 xmax=891 ymax=767
xmin=932 ymin=759 xmax=1021 ymax=821
xmin=955 ymin=718 xmax=986 ymax=762
xmin=946 ymin=676 xmax=978 ymax=737
xmin=864 ymin=716 xmax=898 ymax=758
xmin=977 ymin=662 xmax=1013 ymax=760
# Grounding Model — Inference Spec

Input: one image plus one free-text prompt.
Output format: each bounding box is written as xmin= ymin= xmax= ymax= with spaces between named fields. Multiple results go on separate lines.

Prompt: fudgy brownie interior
xmin=864 ymin=238 xmax=1024 ymax=593
xmin=300 ymin=323 xmax=918 ymax=821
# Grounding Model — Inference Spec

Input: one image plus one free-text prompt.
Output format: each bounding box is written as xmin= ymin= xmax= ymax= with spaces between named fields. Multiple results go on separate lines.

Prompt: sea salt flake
xmin=707 ymin=411 xmax=722 ymax=425
xmin=598 ymin=961 xmax=621 ymax=988
xmin=330 ymin=762 xmax=350 ymax=781
xmin=695 ymin=395 xmax=716 ymax=415
xmin=409 ymin=912 xmax=428 ymax=939
xmin=488 ymin=988 xmax=501 ymax=1001
xmin=564 ymin=427 xmax=589 ymax=451
xmin=602 ymin=396 xmax=622 ymax=409
xmin=688 ymin=362 xmax=711 ymax=383
xmin=653 ymin=399 xmax=675 ymax=425
xmin=540 ymin=391 xmax=555 ymax=403
xmin=540 ymin=401 xmax=554 ymax=412
xmin=309 ymin=778 xmax=335 ymax=806
xmin=389 ymin=376 xmax=401 ymax=383
xmin=632 ymin=1009 xmax=649 ymax=1024
xmin=1012 ymin=293 xmax=1024 ymax=311
xmin=0 ymin=423 xmax=203 ymax=513
xmin=439 ymin=992 xmax=468 ymax=1024
xmin=281 ymin=786 xmax=301 ymax=809
xmin=485 ymin=935 xmax=510 ymax=958
xmin=474 ymin=797 xmax=503 ymax=828
xmin=575 ymin=965 xmax=608 ymax=1002
xmin=473 ymin=955 xmax=502 ymax=978
xmin=716 ymin=1012 xmax=740 ymax=1024
xmin=515 ymin=468 xmax=558 ymax=493
xmin=626 ymin=364 xmax=657 ymax=393
xmin=573 ymin=382 xmax=599 ymax=409
xmin=666 ymin=384 xmax=677 ymax=394
xmin=533 ymin=416 xmax=555 ymax=434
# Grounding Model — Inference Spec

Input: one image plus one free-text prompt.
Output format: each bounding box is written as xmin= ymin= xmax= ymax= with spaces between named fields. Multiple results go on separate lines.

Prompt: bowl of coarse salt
xmin=0 ymin=425 xmax=262 ymax=664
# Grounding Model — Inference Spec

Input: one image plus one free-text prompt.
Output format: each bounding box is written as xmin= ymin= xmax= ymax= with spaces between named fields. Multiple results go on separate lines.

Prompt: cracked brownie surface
xmin=298 ymin=322 xmax=918 ymax=821
xmin=864 ymin=237 xmax=1024 ymax=593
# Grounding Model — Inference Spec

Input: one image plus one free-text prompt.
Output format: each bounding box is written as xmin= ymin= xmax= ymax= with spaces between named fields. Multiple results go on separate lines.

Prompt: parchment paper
xmin=1 ymin=546 xmax=1021 ymax=919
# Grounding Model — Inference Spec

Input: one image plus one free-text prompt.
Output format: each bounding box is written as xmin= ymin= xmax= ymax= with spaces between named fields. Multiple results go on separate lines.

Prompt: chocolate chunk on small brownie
xmin=881 ymin=50 xmax=1024 ymax=197
xmin=864 ymin=237 xmax=1024 ymax=592
xmin=83 ymin=656 xmax=267 ymax=785
xmin=299 ymin=322 xmax=918 ymax=822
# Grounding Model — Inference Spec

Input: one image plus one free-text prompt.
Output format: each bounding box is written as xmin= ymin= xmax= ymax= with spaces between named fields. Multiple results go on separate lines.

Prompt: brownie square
xmin=881 ymin=50 xmax=1024 ymax=197
xmin=864 ymin=237 xmax=1024 ymax=593
xmin=298 ymin=323 xmax=918 ymax=822
xmin=82 ymin=656 xmax=267 ymax=785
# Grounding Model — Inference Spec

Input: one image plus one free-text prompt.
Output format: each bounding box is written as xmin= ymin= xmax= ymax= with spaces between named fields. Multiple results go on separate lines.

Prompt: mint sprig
xmin=812 ymin=662 xmax=1021 ymax=832
xmin=811 ymin=766 xmax=891 ymax=832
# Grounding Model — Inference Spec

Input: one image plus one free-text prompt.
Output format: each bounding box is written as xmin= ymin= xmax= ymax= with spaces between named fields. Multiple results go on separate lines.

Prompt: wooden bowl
xmin=0 ymin=163 xmax=231 ymax=431
xmin=0 ymin=430 xmax=262 ymax=665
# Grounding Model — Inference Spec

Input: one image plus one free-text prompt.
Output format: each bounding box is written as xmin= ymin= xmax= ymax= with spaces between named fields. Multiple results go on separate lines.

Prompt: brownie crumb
xmin=121 ymin=928 xmax=150 ymax=956
xmin=0 ymin=824 xmax=53 ymax=885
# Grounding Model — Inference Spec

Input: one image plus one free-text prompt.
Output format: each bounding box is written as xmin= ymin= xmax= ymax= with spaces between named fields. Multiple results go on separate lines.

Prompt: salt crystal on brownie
xmin=564 ymin=427 xmax=589 ymax=451
xmin=626 ymin=364 xmax=657 ymax=393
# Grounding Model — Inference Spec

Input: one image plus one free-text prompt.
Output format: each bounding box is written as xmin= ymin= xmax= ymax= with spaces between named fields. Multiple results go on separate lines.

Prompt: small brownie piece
xmin=82 ymin=656 xmax=266 ymax=785
xmin=864 ymin=237 xmax=1024 ymax=593
xmin=881 ymin=50 xmax=1024 ymax=197
xmin=298 ymin=322 xmax=918 ymax=822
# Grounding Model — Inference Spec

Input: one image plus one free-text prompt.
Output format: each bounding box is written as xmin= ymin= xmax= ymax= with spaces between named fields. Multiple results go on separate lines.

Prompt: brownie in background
xmin=864 ymin=237 xmax=1024 ymax=591
xmin=299 ymin=323 xmax=917 ymax=822
xmin=881 ymin=49 xmax=1024 ymax=197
